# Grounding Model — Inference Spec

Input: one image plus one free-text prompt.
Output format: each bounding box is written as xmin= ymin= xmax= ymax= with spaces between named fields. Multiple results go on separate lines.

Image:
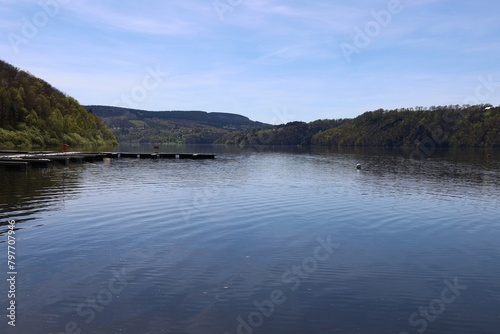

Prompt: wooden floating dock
xmin=0 ymin=151 xmax=216 ymax=170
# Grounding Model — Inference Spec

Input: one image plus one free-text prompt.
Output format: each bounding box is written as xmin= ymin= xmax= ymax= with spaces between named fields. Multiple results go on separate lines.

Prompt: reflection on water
xmin=0 ymin=147 xmax=499 ymax=334
xmin=0 ymin=166 xmax=84 ymax=230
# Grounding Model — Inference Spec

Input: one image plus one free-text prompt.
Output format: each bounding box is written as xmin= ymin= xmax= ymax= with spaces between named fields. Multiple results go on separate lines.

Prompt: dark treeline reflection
xmin=0 ymin=147 xmax=498 ymax=229
xmin=238 ymin=145 xmax=499 ymax=185
xmin=315 ymin=147 xmax=500 ymax=200
xmin=0 ymin=147 xmax=498 ymax=333
xmin=227 ymin=145 xmax=500 ymax=200
xmin=0 ymin=166 xmax=83 ymax=231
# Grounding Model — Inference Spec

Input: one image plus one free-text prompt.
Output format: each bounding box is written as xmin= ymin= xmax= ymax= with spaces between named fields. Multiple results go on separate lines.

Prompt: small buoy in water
xmin=356 ymin=163 xmax=361 ymax=170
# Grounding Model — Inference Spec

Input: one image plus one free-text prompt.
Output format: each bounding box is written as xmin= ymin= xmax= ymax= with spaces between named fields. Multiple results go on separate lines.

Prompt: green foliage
xmin=129 ymin=120 xmax=147 ymax=128
xmin=88 ymin=105 xmax=271 ymax=144
xmin=0 ymin=59 xmax=117 ymax=148
xmin=215 ymin=119 xmax=345 ymax=146
xmin=311 ymin=105 xmax=500 ymax=148
xmin=216 ymin=106 xmax=500 ymax=148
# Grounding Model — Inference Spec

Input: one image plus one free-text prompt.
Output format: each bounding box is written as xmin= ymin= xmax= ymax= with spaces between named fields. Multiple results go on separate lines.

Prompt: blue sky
xmin=2 ymin=0 xmax=500 ymax=123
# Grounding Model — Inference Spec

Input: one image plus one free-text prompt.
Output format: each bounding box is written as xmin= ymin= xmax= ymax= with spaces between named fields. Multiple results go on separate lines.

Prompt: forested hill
xmin=0 ymin=60 xmax=117 ymax=148
xmin=216 ymin=105 xmax=500 ymax=148
xmin=87 ymin=105 xmax=271 ymax=144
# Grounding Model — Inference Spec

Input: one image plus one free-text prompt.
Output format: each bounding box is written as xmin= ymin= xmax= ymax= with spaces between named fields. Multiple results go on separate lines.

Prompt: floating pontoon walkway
xmin=0 ymin=151 xmax=216 ymax=171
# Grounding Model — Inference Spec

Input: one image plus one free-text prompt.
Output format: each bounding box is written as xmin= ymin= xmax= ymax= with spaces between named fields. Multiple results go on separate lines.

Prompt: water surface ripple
xmin=0 ymin=149 xmax=499 ymax=334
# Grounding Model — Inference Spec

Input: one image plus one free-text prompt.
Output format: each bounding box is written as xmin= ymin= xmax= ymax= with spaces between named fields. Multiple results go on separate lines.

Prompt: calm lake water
xmin=1 ymin=146 xmax=499 ymax=334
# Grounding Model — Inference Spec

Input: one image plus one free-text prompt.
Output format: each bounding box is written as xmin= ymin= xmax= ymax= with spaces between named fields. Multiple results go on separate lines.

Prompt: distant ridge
xmin=216 ymin=105 xmax=500 ymax=148
xmin=88 ymin=104 xmax=500 ymax=147
xmin=86 ymin=105 xmax=271 ymax=144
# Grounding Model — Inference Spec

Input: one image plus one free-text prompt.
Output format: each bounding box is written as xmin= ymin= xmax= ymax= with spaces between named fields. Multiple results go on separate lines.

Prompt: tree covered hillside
xmin=215 ymin=119 xmax=345 ymax=146
xmin=0 ymin=60 xmax=117 ymax=148
xmin=216 ymin=105 xmax=500 ymax=148
xmin=312 ymin=105 xmax=500 ymax=148
xmin=88 ymin=105 xmax=271 ymax=144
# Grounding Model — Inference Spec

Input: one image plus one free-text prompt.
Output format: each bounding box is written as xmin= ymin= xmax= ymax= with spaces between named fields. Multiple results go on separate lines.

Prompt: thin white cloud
xmin=62 ymin=1 xmax=197 ymax=36
xmin=231 ymin=1 xmax=365 ymax=34
xmin=2 ymin=0 xmax=500 ymax=122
